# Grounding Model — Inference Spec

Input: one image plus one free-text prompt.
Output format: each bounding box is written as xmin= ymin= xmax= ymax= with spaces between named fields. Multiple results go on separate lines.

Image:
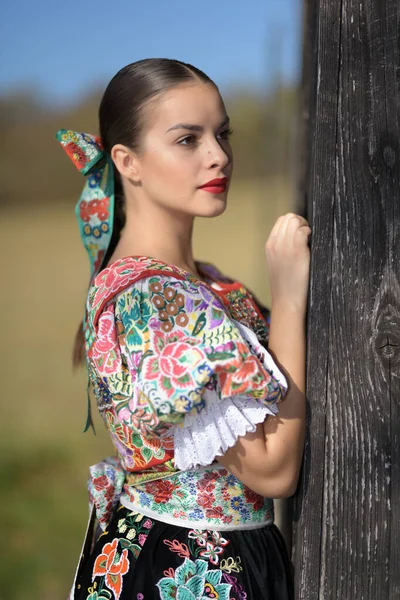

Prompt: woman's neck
xmin=107 ymin=206 xmax=200 ymax=277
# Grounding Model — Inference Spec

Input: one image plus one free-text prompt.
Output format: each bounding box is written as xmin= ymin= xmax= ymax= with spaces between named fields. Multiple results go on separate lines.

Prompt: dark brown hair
xmin=73 ymin=58 xmax=217 ymax=367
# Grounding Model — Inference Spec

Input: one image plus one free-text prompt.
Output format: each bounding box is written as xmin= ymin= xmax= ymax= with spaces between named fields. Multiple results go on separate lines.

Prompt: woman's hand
xmin=265 ymin=213 xmax=311 ymax=313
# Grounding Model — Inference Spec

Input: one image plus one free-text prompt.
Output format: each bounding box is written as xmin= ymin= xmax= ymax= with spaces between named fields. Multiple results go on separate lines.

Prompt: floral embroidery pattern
xmin=157 ymin=558 xmax=231 ymax=600
xmin=198 ymin=261 xmax=270 ymax=346
xmin=73 ymin=502 xmax=292 ymax=600
xmin=88 ymin=458 xmax=125 ymax=531
xmin=85 ymin=456 xmax=274 ymax=536
xmin=187 ymin=529 xmax=229 ymax=565
xmin=88 ymin=259 xmax=285 ymax=438
xmin=92 ymin=538 xmax=129 ymax=600
xmin=61 ymin=131 xmax=104 ymax=169
xmin=143 ymin=328 xmax=208 ymax=404
xmin=79 ymin=510 xmax=155 ymax=599
xmin=163 ymin=539 xmax=191 ymax=559
xmin=220 ymin=556 xmax=243 ymax=574
xmin=56 ymin=129 xmax=114 ymax=286
xmin=222 ymin=573 xmax=248 ymax=600
xmin=71 ymin=258 xmax=294 ymax=598
xmin=149 ymin=279 xmax=189 ymax=332
xmin=121 ymin=465 xmax=274 ymax=530
xmin=91 ymin=305 xmax=122 ymax=376
xmin=81 ymin=257 xmax=286 ymax=531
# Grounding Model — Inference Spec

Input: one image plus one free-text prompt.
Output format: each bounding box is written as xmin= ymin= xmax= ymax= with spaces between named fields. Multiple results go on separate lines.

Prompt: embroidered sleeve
xmin=89 ymin=273 xmax=288 ymax=448
xmin=172 ymin=318 xmax=281 ymax=470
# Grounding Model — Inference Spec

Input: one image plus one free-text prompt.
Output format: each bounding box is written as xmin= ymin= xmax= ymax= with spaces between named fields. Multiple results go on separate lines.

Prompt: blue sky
xmin=0 ymin=0 xmax=302 ymax=107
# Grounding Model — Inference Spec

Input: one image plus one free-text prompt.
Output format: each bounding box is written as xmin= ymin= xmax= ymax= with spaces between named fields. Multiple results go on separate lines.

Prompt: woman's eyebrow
xmin=165 ymin=116 xmax=230 ymax=134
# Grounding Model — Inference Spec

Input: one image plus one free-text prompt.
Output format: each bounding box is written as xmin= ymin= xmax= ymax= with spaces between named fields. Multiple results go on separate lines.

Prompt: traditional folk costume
xmin=57 ymin=130 xmax=294 ymax=600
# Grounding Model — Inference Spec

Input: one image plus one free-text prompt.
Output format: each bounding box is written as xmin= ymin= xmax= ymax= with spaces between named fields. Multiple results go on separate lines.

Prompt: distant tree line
xmin=0 ymin=84 xmax=298 ymax=208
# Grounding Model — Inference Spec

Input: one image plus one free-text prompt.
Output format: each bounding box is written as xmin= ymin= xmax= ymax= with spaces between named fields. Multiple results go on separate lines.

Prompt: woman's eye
xmin=178 ymin=128 xmax=234 ymax=147
xmin=178 ymin=135 xmax=197 ymax=146
xmin=218 ymin=128 xmax=234 ymax=140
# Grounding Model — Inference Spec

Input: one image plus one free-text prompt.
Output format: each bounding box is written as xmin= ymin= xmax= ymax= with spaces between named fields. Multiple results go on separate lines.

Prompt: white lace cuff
xmin=173 ymin=391 xmax=278 ymax=471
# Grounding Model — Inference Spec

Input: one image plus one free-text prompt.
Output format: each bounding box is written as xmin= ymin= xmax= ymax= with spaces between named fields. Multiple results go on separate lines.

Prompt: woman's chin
xmin=196 ymin=195 xmax=228 ymax=218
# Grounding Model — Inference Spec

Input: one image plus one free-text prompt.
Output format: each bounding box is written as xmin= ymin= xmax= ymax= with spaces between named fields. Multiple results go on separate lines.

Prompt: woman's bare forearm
xmin=268 ymin=300 xmax=307 ymax=393
xmin=217 ymin=215 xmax=311 ymax=498
xmin=261 ymin=300 xmax=307 ymax=495
xmin=215 ymin=301 xmax=307 ymax=498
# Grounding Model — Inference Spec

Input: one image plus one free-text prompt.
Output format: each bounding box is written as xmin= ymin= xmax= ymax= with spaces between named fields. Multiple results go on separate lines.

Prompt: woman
xmin=58 ymin=57 xmax=310 ymax=600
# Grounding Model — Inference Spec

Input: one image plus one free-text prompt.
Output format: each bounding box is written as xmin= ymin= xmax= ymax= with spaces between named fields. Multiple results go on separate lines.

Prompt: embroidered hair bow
xmin=56 ymin=130 xmax=116 ymax=433
xmin=56 ymin=130 xmax=115 ymax=284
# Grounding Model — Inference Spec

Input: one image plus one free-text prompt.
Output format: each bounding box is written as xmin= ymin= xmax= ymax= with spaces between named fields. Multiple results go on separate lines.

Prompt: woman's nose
xmin=205 ymin=138 xmax=231 ymax=170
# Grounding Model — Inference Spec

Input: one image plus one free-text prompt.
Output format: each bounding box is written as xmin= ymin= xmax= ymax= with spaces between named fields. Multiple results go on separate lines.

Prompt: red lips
xmin=199 ymin=177 xmax=229 ymax=188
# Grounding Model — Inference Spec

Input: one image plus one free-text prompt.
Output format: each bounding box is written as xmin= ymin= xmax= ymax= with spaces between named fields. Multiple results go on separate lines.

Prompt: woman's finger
xmin=281 ymin=214 xmax=309 ymax=244
xmin=268 ymin=215 xmax=286 ymax=240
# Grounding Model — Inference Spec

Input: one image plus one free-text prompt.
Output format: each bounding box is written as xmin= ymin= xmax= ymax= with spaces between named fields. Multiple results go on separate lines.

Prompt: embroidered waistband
xmin=120 ymin=463 xmax=274 ymax=531
xmin=88 ymin=457 xmax=274 ymax=532
xmin=119 ymin=494 xmax=273 ymax=531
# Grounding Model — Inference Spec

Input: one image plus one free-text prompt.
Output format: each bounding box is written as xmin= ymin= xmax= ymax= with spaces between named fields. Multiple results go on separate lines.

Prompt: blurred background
xmin=0 ymin=1 xmax=303 ymax=597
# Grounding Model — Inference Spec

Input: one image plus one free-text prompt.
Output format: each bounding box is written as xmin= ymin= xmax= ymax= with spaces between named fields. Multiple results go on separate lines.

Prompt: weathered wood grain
xmin=293 ymin=0 xmax=318 ymax=218
xmin=292 ymin=1 xmax=342 ymax=598
xmin=294 ymin=1 xmax=399 ymax=598
xmin=382 ymin=5 xmax=400 ymax=600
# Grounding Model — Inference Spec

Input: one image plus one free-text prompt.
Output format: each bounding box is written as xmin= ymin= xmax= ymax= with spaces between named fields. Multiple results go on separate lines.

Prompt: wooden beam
xmin=293 ymin=1 xmax=400 ymax=597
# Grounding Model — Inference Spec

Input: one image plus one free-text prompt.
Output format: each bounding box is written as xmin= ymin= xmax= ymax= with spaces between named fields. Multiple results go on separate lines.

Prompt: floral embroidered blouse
xmin=84 ymin=256 xmax=288 ymax=532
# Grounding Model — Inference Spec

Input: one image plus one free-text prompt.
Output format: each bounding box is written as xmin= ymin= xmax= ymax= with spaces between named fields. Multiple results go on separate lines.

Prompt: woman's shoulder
xmin=85 ymin=255 xmax=230 ymax=344
xmin=87 ymin=256 xmax=209 ymax=318
xmin=197 ymin=260 xmax=271 ymax=338
xmin=85 ymin=255 xmax=269 ymax=351
xmin=85 ymin=256 xmax=285 ymax=404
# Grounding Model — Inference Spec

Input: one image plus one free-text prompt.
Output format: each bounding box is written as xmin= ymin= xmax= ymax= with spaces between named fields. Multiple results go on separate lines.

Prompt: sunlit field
xmin=0 ymin=179 xmax=292 ymax=599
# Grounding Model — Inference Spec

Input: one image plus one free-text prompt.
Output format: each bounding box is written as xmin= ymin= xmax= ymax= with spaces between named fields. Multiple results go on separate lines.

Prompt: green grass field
xmin=0 ymin=180 xmax=292 ymax=599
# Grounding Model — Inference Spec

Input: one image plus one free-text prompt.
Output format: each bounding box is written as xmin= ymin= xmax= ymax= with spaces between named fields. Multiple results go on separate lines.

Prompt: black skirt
xmin=73 ymin=503 xmax=294 ymax=600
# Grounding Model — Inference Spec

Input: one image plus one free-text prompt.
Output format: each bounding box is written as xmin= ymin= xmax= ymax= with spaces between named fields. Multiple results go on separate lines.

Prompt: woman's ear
xmin=111 ymin=144 xmax=141 ymax=183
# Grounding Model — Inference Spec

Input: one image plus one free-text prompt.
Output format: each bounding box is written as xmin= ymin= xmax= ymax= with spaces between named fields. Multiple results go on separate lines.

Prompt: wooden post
xmin=293 ymin=1 xmax=400 ymax=598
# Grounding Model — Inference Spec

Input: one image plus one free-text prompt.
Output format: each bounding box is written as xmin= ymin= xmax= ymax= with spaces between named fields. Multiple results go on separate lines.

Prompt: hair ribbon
xmin=56 ymin=129 xmax=115 ymax=432
xmin=56 ymin=129 xmax=115 ymax=284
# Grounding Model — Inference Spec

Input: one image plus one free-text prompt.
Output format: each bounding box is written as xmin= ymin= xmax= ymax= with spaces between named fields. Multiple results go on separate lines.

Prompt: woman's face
xmin=134 ymin=82 xmax=233 ymax=218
